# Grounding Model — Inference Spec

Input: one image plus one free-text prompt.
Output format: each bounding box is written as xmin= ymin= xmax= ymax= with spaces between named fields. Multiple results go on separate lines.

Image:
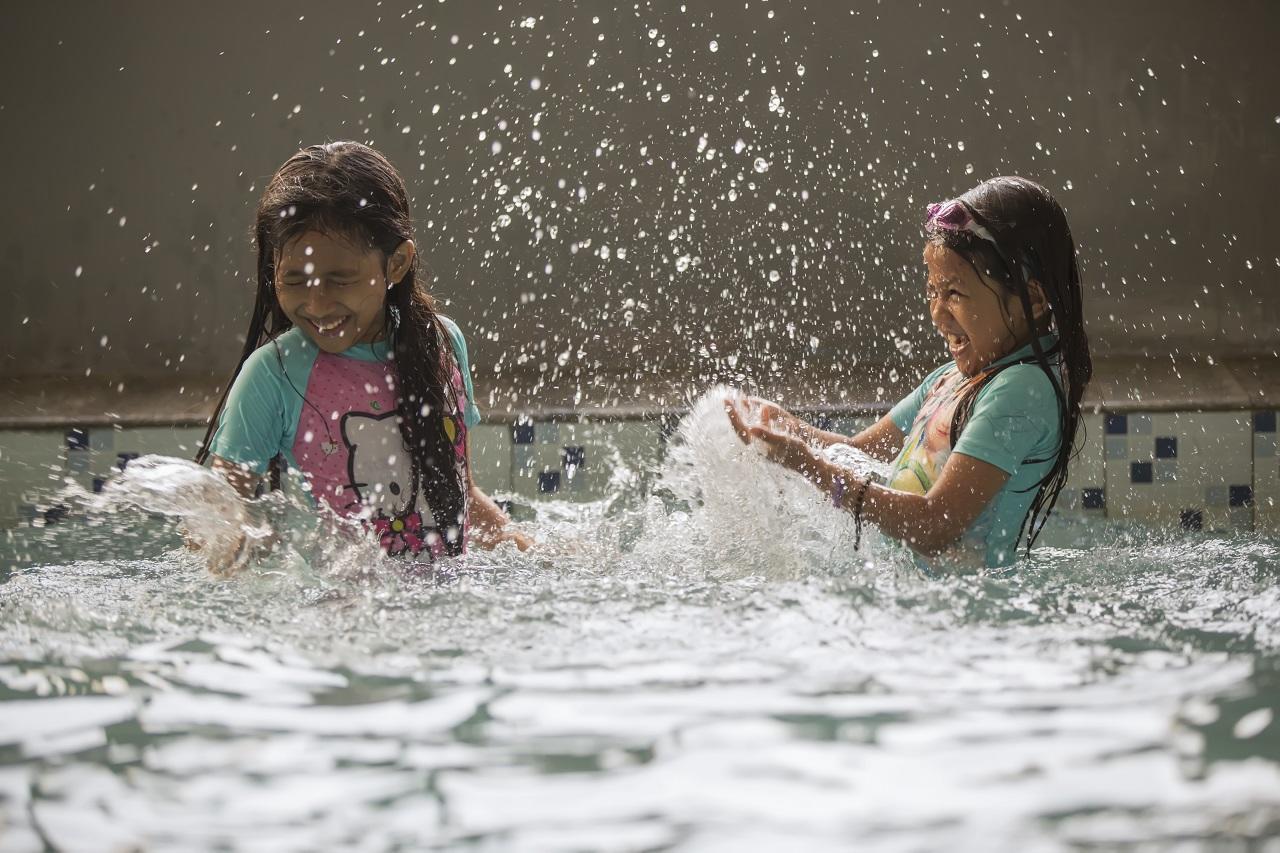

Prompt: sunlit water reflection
xmin=2 ymin=393 xmax=1278 ymax=851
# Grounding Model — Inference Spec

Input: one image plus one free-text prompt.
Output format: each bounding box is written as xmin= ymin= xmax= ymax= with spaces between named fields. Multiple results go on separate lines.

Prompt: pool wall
xmin=2 ymin=403 xmax=1277 ymax=537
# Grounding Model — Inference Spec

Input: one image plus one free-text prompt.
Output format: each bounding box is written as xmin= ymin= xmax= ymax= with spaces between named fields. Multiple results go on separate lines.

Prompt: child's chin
xmin=306 ymin=330 xmax=358 ymax=352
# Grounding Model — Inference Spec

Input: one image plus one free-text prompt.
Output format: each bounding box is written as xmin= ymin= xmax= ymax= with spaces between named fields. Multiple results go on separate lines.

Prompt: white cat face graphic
xmin=340 ymin=410 xmax=416 ymax=513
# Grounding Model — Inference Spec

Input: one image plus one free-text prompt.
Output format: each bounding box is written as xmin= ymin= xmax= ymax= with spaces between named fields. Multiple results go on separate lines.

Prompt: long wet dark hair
xmin=925 ymin=176 xmax=1092 ymax=554
xmin=196 ymin=142 xmax=467 ymax=551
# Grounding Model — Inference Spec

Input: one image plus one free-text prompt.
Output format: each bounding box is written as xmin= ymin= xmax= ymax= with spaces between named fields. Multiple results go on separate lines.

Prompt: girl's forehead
xmin=279 ymin=229 xmax=376 ymax=262
xmin=923 ymin=243 xmax=971 ymax=280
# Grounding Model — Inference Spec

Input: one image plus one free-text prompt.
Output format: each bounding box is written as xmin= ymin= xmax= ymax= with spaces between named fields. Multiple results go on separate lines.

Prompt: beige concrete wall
xmin=2 ymin=1 xmax=1277 ymax=390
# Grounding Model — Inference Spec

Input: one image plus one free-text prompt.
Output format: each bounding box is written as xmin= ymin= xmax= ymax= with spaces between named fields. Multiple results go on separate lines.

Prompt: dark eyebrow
xmin=279 ymin=266 xmax=362 ymax=278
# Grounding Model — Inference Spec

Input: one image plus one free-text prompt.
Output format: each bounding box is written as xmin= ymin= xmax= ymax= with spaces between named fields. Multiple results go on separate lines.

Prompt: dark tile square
xmin=1105 ymin=414 xmax=1128 ymax=435
xmin=495 ymin=499 xmax=513 ymax=515
xmin=1082 ymin=488 xmax=1106 ymax=510
xmin=813 ymin=413 xmax=834 ymax=432
xmin=116 ymin=452 xmax=140 ymax=471
xmin=1130 ymin=461 xmax=1153 ymax=484
xmin=1180 ymin=509 xmax=1203 ymax=531
xmin=537 ymin=471 xmax=561 ymax=494
xmin=562 ymin=446 xmax=586 ymax=467
xmin=92 ymin=478 xmax=106 ymax=494
xmin=1155 ymin=437 xmax=1178 ymax=459
xmin=659 ymin=412 xmax=684 ymax=443
xmin=65 ymin=428 xmax=89 ymax=450
xmin=511 ymin=419 xmax=535 ymax=445
xmin=1229 ymin=485 xmax=1254 ymax=508
xmin=1255 ymin=411 xmax=1277 ymax=434
xmin=43 ymin=505 xmax=69 ymax=525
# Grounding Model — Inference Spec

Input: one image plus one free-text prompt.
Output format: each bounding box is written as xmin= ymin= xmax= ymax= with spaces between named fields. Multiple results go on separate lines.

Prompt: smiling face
xmin=923 ymin=242 xmax=1046 ymax=377
xmin=275 ymin=230 xmax=403 ymax=354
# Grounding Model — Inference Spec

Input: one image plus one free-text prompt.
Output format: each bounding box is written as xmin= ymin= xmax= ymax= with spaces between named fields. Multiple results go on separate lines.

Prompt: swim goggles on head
xmin=926 ymin=199 xmax=1029 ymax=282
xmin=925 ymin=199 xmax=1001 ymax=247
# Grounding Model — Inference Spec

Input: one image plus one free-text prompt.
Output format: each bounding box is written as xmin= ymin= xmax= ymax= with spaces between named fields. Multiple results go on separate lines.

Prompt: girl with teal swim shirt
xmin=728 ymin=177 xmax=1092 ymax=570
xmin=196 ymin=142 xmax=529 ymax=575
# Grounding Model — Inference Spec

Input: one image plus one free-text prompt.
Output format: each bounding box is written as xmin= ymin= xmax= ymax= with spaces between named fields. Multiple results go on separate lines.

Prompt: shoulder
xmin=973 ymin=363 xmax=1060 ymax=419
xmin=235 ymin=328 xmax=316 ymax=388
xmin=436 ymin=314 xmax=469 ymax=356
xmin=981 ymin=363 xmax=1059 ymax=400
xmin=437 ymin=314 xmax=465 ymax=343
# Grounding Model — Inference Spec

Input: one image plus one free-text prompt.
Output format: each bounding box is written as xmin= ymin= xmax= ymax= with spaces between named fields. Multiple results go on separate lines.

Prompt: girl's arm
xmin=814 ymin=453 xmax=1009 ymax=556
xmin=826 ymin=414 xmax=904 ymax=464
xmin=728 ymin=406 xmax=1006 ymax=556
xmin=465 ymin=447 xmax=533 ymax=551
xmin=209 ymin=455 xmax=263 ymax=499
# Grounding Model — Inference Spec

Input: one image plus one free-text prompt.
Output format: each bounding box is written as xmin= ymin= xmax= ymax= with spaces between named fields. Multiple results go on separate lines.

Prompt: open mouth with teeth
xmin=943 ymin=332 xmax=970 ymax=356
xmin=307 ymin=316 xmax=351 ymax=338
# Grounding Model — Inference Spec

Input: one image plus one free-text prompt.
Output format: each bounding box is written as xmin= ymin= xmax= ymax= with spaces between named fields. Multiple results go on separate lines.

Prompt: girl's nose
xmin=928 ymin=297 xmax=949 ymax=324
xmin=304 ymin=281 xmax=338 ymax=313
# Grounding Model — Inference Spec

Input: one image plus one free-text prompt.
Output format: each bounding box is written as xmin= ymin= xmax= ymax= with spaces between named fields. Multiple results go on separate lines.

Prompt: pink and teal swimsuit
xmin=207 ymin=318 xmax=482 ymax=559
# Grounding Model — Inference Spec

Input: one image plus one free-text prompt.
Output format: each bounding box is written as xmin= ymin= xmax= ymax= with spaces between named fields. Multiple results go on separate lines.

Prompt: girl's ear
xmin=1026 ymin=278 xmax=1052 ymax=325
xmin=386 ymin=240 xmax=416 ymax=287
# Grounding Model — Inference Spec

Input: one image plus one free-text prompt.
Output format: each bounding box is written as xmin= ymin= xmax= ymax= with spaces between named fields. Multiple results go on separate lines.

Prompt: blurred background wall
xmin=2 ymin=0 xmax=1277 ymax=396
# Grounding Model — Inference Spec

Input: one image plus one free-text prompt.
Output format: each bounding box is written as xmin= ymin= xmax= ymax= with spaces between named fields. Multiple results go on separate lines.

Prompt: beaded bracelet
xmin=831 ymin=474 xmax=848 ymax=509
xmin=852 ymin=477 xmax=870 ymax=551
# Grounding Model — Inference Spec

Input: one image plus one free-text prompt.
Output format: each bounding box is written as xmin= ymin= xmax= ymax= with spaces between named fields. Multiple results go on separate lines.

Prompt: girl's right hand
xmin=725 ymin=396 xmax=807 ymax=443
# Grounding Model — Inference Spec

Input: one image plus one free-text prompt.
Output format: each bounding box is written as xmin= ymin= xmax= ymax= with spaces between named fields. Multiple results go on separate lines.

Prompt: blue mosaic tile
xmin=1130 ymin=461 xmax=1153 ymax=484
xmin=92 ymin=477 xmax=106 ymax=494
xmin=562 ymin=446 xmax=586 ymax=467
xmin=116 ymin=452 xmax=141 ymax=471
xmin=1180 ymin=509 xmax=1204 ymax=531
xmin=1105 ymin=414 xmax=1128 ymax=435
xmin=511 ymin=420 xmax=535 ymax=445
xmin=1255 ymin=411 xmax=1277 ymax=434
xmin=659 ymin=412 xmax=684 ymax=442
xmin=65 ymin=428 xmax=89 ymax=450
xmin=537 ymin=470 xmax=561 ymax=494
xmin=1082 ymin=488 xmax=1106 ymax=510
xmin=1229 ymin=485 xmax=1254 ymax=508
xmin=1155 ymin=437 xmax=1178 ymax=459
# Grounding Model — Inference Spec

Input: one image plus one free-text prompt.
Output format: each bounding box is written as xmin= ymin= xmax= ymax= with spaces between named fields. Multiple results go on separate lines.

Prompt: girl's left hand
xmin=725 ymin=400 xmax=822 ymax=479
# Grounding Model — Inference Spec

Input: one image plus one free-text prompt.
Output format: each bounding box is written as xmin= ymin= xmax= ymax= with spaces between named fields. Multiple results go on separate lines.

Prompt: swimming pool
xmin=1 ymin=399 xmax=1279 ymax=850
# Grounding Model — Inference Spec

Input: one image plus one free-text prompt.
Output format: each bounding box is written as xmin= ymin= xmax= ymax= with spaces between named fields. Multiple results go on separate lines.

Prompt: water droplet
xmin=981 ymin=69 xmax=990 ymax=79
xmin=1233 ymin=707 xmax=1273 ymax=739
xmin=768 ymin=270 xmax=780 ymax=282
xmin=753 ymin=157 xmax=770 ymax=173
xmin=529 ymin=77 xmax=541 ymax=90
xmin=965 ymin=163 xmax=974 ymax=175
xmin=74 ymin=266 xmax=83 ymax=278
xmin=675 ymin=255 xmax=691 ymax=272
xmin=796 ymin=64 xmax=805 ymax=77
xmin=956 ymin=140 xmax=965 ymax=152
xmin=709 ymin=40 xmax=718 ymax=52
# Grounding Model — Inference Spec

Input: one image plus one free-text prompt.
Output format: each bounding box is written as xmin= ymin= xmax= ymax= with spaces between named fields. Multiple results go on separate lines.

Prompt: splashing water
xmin=1 ymin=413 xmax=1279 ymax=850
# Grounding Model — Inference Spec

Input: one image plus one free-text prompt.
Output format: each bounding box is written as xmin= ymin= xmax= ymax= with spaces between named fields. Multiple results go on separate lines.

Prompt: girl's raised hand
xmin=724 ymin=398 xmax=822 ymax=478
